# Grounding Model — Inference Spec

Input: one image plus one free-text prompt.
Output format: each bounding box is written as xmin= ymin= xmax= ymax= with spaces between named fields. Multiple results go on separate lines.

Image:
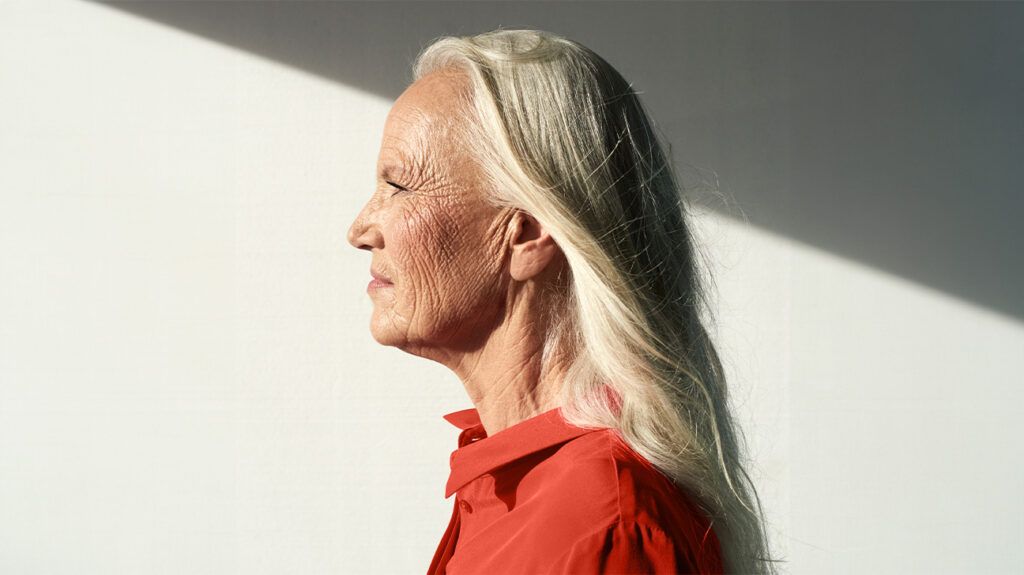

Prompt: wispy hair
xmin=413 ymin=28 xmax=782 ymax=574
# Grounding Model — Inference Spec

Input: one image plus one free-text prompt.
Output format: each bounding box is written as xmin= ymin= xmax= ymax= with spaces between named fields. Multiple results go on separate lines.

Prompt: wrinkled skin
xmin=347 ymin=68 xmax=571 ymax=435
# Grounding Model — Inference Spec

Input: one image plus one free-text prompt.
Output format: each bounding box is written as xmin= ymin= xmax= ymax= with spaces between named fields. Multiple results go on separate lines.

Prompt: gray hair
xmin=412 ymin=28 xmax=781 ymax=574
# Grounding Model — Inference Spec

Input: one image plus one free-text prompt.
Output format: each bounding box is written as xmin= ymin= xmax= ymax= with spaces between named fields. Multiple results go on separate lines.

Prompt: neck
xmin=453 ymin=283 xmax=571 ymax=435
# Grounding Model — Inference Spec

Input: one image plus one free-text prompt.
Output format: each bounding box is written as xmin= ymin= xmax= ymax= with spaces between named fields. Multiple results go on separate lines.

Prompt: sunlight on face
xmin=347 ymin=69 xmax=512 ymax=358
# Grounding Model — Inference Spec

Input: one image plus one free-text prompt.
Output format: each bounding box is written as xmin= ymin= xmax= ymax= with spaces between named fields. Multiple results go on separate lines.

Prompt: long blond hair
xmin=412 ymin=28 xmax=782 ymax=574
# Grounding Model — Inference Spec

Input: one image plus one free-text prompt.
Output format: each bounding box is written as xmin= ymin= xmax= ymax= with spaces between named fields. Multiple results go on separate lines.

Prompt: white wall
xmin=1 ymin=1 xmax=1021 ymax=574
xmin=1 ymin=2 xmax=459 ymax=572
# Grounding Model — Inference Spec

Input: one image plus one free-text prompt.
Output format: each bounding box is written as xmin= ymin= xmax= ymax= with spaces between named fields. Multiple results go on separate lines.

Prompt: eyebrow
xmin=380 ymin=163 xmax=410 ymax=180
xmin=380 ymin=149 xmax=425 ymax=181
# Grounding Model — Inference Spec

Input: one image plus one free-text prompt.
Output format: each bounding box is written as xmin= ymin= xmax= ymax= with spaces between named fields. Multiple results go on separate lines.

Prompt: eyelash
xmin=386 ymin=180 xmax=409 ymax=196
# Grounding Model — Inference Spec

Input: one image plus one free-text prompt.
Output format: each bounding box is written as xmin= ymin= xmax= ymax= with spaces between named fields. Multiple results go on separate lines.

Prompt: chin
xmin=369 ymin=314 xmax=403 ymax=347
xmin=370 ymin=331 xmax=404 ymax=349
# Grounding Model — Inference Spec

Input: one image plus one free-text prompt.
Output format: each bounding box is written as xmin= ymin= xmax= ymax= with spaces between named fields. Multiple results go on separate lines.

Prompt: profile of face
xmin=347 ymin=69 xmax=544 ymax=361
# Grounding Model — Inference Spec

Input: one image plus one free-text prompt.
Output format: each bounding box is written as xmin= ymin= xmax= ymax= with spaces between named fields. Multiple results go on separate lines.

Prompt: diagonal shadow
xmin=90 ymin=1 xmax=1024 ymax=323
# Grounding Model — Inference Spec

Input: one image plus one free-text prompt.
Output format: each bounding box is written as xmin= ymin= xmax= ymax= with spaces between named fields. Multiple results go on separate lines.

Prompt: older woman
xmin=348 ymin=29 xmax=778 ymax=575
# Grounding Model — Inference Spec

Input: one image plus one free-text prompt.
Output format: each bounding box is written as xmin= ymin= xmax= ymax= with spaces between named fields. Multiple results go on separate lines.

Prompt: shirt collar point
xmin=442 ymin=407 xmax=481 ymax=430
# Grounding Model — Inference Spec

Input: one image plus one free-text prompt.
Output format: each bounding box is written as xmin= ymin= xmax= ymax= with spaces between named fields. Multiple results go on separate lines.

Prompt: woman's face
xmin=347 ymin=70 xmax=513 ymax=358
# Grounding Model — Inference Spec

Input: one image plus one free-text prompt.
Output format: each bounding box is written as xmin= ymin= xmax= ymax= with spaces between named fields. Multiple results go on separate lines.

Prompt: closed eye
xmin=386 ymin=180 xmax=409 ymax=195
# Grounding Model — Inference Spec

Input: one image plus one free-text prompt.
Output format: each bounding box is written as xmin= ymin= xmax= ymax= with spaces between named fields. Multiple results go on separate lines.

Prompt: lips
xmin=370 ymin=269 xmax=393 ymax=283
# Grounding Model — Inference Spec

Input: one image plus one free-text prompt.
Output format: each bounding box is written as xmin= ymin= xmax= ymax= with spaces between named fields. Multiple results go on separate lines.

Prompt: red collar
xmin=441 ymin=406 xmax=606 ymax=498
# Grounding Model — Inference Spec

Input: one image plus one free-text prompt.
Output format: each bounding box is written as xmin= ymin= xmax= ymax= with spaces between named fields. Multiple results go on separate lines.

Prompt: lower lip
xmin=368 ymin=278 xmax=394 ymax=290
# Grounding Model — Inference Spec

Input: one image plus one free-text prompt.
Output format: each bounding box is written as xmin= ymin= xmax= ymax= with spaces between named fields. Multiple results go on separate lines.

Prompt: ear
xmin=508 ymin=210 xmax=564 ymax=282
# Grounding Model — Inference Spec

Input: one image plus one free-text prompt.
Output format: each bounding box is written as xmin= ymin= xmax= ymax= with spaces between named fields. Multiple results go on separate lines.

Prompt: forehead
xmin=378 ymin=70 xmax=470 ymax=171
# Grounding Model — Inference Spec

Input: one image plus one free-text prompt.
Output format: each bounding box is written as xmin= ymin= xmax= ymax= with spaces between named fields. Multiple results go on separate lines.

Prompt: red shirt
xmin=428 ymin=406 xmax=724 ymax=574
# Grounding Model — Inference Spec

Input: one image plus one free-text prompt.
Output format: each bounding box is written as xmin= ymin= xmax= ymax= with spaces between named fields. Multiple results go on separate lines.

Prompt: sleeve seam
xmin=605 ymin=429 xmax=625 ymax=526
xmin=552 ymin=517 xmax=676 ymax=566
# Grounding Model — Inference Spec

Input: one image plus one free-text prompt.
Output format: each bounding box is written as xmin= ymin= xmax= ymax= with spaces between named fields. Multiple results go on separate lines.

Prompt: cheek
xmin=389 ymin=204 xmax=499 ymax=320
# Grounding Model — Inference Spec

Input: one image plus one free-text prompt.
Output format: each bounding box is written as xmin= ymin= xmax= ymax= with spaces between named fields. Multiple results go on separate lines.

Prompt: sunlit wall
xmin=1 ymin=2 xmax=1021 ymax=574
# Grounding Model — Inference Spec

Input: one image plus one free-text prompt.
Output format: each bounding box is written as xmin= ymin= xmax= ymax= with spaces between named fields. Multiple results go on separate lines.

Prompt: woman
xmin=347 ymin=29 xmax=779 ymax=575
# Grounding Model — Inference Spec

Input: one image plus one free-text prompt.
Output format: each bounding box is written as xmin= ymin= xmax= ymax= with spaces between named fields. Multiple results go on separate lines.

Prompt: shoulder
xmin=537 ymin=428 xmax=700 ymax=520
xmin=530 ymin=429 xmax=723 ymax=573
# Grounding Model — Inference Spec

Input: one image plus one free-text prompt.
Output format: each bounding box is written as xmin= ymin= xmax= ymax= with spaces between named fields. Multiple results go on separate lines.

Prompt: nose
xmin=347 ymin=216 xmax=366 ymax=250
xmin=347 ymin=199 xmax=377 ymax=251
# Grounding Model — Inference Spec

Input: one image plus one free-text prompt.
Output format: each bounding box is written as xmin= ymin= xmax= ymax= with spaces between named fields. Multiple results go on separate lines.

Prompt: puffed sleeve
xmin=550 ymin=519 xmax=699 ymax=574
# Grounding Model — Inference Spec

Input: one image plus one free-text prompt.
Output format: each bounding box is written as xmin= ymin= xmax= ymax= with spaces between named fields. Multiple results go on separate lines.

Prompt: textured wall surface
xmin=1 ymin=1 xmax=1021 ymax=573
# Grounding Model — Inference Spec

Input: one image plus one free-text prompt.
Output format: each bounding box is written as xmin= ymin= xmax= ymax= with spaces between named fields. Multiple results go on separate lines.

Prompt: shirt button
xmin=459 ymin=500 xmax=473 ymax=513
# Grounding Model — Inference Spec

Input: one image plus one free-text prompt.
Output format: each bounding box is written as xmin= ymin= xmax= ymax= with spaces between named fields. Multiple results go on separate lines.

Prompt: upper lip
xmin=370 ymin=269 xmax=392 ymax=283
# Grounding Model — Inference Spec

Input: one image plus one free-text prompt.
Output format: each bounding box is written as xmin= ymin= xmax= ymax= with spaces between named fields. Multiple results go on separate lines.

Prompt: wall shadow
xmin=91 ymin=1 xmax=1024 ymax=322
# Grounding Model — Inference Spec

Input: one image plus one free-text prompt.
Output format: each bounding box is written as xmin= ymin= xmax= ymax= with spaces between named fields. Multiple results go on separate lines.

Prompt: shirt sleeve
xmin=550 ymin=519 xmax=699 ymax=574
